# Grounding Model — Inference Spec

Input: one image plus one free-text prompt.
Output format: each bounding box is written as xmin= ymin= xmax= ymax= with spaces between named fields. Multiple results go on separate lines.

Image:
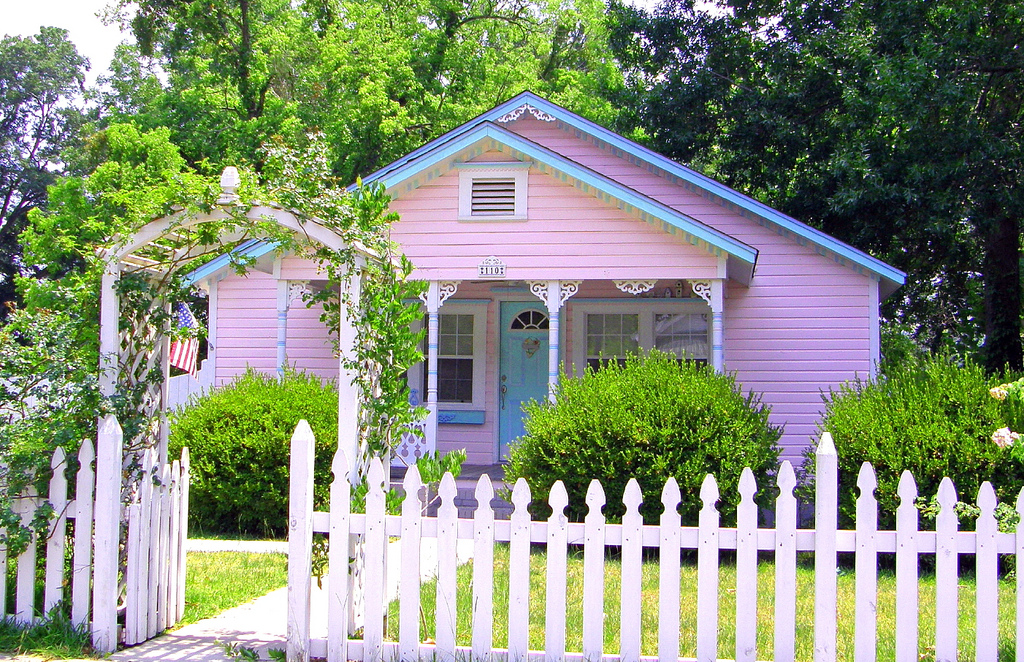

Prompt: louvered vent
xmin=471 ymin=178 xmax=517 ymax=215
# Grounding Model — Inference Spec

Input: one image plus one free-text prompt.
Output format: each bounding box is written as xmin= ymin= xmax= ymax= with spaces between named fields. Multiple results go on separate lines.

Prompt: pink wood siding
xmin=388 ymin=151 xmax=721 ymax=283
xmin=215 ymin=270 xmax=278 ymax=384
xmin=504 ymin=116 xmax=876 ymax=460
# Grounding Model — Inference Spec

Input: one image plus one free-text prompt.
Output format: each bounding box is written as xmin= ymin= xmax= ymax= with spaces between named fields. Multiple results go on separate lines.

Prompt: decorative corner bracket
xmin=420 ymin=280 xmax=460 ymax=310
xmin=614 ymin=280 xmax=657 ymax=296
xmin=690 ymin=280 xmax=713 ymax=305
xmin=528 ymin=280 xmax=582 ymax=311
xmin=288 ymin=280 xmax=311 ymax=304
xmin=496 ymin=103 xmax=557 ymax=124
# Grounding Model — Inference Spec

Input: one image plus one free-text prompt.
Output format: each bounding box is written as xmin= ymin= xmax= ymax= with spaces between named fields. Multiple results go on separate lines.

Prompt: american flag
xmin=169 ymin=303 xmax=200 ymax=377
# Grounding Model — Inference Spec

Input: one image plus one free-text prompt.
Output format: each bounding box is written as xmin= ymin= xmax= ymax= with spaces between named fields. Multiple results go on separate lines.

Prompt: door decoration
xmin=522 ymin=337 xmax=541 ymax=358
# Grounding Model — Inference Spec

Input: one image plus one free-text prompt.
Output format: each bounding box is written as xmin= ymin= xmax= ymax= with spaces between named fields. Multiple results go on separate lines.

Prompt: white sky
xmin=3 ymin=1 xmax=131 ymax=87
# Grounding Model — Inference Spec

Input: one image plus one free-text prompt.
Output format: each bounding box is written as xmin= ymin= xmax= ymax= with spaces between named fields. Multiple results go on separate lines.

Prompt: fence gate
xmin=0 ymin=415 xmax=190 ymax=653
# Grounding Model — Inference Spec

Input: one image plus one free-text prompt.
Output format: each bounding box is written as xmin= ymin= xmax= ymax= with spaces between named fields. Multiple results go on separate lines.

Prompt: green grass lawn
xmin=387 ymin=545 xmax=1017 ymax=662
xmin=0 ymin=550 xmax=287 ymax=659
xmin=179 ymin=550 xmax=288 ymax=626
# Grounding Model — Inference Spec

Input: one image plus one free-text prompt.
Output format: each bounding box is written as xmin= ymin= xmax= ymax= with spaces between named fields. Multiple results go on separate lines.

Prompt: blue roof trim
xmin=479 ymin=93 xmax=905 ymax=287
xmin=372 ymin=122 xmax=759 ymax=266
xmin=185 ymin=239 xmax=278 ymax=285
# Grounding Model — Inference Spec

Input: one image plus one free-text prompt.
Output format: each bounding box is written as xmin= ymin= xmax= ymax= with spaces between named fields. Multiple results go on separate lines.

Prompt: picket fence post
xmin=620 ymin=479 xmax=643 ymax=662
xmin=975 ymin=482 xmax=998 ymax=661
xmin=471 ymin=475 xmax=495 ymax=662
xmin=362 ymin=458 xmax=386 ymax=662
xmin=327 ymin=449 xmax=351 ymax=662
xmin=287 ymin=420 xmax=315 ymax=662
xmin=895 ymin=471 xmax=918 ymax=662
xmin=696 ymin=474 xmax=720 ymax=662
xmin=43 ymin=447 xmax=68 ymax=615
xmin=92 ymin=414 xmax=123 ymax=653
xmin=71 ymin=438 xmax=95 ymax=628
xmin=657 ymin=478 xmax=681 ymax=662
xmin=507 ymin=478 xmax=532 ymax=662
xmin=400 ymin=466 xmax=423 ymax=662
xmin=934 ymin=477 xmax=958 ymax=662
xmin=854 ymin=463 xmax=878 ymax=662
xmin=436 ymin=473 xmax=459 ymax=662
xmin=176 ymin=447 xmax=191 ymax=622
xmin=545 ymin=481 xmax=569 ymax=662
xmin=774 ymin=461 xmax=798 ymax=662
xmin=814 ymin=432 xmax=838 ymax=662
xmin=735 ymin=469 xmax=758 ymax=662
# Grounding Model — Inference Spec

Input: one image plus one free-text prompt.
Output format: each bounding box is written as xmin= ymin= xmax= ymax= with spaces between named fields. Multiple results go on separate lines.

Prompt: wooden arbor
xmin=91 ymin=167 xmax=365 ymax=651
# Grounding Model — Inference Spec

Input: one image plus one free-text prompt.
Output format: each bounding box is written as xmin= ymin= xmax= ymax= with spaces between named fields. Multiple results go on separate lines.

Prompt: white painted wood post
xmin=43 ymin=447 xmax=68 ymax=614
xmin=287 ymin=421 xmax=315 ymax=662
xmin=894 ymin=471 xmax=918 ymax=662
xmin=975 ymin=482 xmax=998 ymax=662
xmin=400 ymin=466 xmax=424 ymax=662
xmin=147 ymin=450 xmax=162 ymax=640
xmin=814 ymin=433 xmax=838 ymax=662
xmin=71 ymin=438 xmax=95 ymax=628
xmin=854 ymin=463 xmax=878 ymax=662
xmin=157 ymin=463 xmax=172 ymax=633
xmin=934 ymin=477 xmax=958 ymax=662
xmin=696 ymin=474 xmax=720 ymax=662
xmin=775 ymin=461 xmax=798 ymax=662
xmin=472 ymin=475 xmax=496 ymax=662
xmin=98 ymin=264 xmax=120 ymax=397
xmin=176 ymin=448 xmax=190 ymax=622
xmin=583 ymin=480 xmax=607 ymax=662
xmin=138 ymin=449 xmax=155 ymax=639
xmin=436 ymin=473 xmax=459 ymax=662
xmin=125 ymin=502 xmax=142 ymax=645
xmin=1017 ymin=488 xmax=1024 ymax=662
xmin=362 ymin=458 xmax=387 ymax=662
xmin=167 ymin=459 xmax=181 ymax=630
xmin=328 ymin=449 xmax=351 ymax=662
xmin=621 ymin=479 xmax=643 ymax=662
xmin=338 ymin=267 xmax=363 ymax=483
xmin=92 ymin=414 xmax=123 ymax=653
xmin=545 ymin=481 xmax=569 ymax=662
xmin=16 ymin=488 xmax=38 ymax=624
xmin=508 ymin=478 xmax=532 ymax=662
xmin=735 ymin=469 xmax=758 ymax=662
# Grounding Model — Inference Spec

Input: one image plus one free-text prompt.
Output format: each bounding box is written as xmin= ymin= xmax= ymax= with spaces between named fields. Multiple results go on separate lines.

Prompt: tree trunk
xmin=982 ymin=203 xmax=1022 ymax=371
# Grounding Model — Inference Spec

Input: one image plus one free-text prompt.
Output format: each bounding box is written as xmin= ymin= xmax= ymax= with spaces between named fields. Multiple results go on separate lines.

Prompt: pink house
xmin=181 ymin=93 xmax=904 ymax=466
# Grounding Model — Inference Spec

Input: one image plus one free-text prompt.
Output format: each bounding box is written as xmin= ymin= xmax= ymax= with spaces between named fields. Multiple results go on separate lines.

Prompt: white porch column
xmin=98 ymin=262 xmax=121 ymax=397
xmin=276 ymin=279 xmax=311 ymax=376
xmin=529 ymin=280 xmax=581 ymax=402
xmin=338 ymin=265 xmax=363 ymax=484
xmin=419 ymin=281 xmax=459 ymax=455
xmin=691 ymin=280 xmax=724 ymax=371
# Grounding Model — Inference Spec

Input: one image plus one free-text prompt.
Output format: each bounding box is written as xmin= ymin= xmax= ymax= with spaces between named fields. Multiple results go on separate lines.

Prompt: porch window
xmin=574 ymin=303 xmax=710 ymax=373
xmin=437 ymin=314 xmax=474 ymax=402
xmin=586 ymin=313 xmax=639 ymax=370
xmin=410 ymin=302 xmax=488 ymax=410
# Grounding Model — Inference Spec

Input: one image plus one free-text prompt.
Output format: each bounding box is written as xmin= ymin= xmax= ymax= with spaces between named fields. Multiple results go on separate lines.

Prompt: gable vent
xmin=471 ymin=178 xmax=517 ymax=215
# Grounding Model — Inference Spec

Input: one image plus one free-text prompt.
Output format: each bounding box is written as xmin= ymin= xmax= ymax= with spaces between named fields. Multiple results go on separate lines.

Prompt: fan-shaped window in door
xmin=510 ymin=309 xmax=549 ymax=330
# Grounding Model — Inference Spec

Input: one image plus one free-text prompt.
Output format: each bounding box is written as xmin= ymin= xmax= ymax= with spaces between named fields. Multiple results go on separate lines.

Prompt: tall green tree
xmin=609 ymin=0 xmax=1024 ymax=369
xmin=0 ymin=28 xmax=88 ymax=318
xmin=103 ymin=0 xmax=625 ymax=178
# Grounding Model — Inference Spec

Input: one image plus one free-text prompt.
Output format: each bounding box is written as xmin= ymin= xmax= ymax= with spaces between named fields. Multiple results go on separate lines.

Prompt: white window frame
xmin=570 ymin=300 xmax=711 ymax=374
xmin=408 ymin=302 xmax=488 ymax=410
xmin=457 ymin=162 xmax=530 ymax=221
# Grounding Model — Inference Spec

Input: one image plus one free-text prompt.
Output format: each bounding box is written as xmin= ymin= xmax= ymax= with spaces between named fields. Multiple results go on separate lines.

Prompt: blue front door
xmin=498 ymin=301 xmax=550 ymax=459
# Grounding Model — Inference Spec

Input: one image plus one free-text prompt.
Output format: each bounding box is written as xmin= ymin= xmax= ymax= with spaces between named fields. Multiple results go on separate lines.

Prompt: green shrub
xmin=169 ymin=368 xmax=338 ymax=537
xmin=810 ymin=354 xmax=1024 ymax=529
xmin=504 ymin=351 xmax=782 ymax=524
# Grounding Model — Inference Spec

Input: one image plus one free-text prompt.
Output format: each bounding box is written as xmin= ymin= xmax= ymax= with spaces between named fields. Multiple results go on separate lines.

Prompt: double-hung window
xmin=409 ymin=302 xmax=488 ymax=410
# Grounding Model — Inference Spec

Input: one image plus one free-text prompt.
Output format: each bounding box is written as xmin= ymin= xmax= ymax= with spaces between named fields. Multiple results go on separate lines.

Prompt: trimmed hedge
xmin=504 ymin=351 xmax=782 ymax=524
xmin=168 ymin=368 xmax=338 ymax=537
xmin=810 ymin=354 xmax=1024 ymax=529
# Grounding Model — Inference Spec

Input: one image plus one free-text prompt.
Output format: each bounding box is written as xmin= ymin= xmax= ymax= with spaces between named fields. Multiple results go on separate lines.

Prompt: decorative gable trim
xmin=369 ymin=123 xmax=759 ymax=281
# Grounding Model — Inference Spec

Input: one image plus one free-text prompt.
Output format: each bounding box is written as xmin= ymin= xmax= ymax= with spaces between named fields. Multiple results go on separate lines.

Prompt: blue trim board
xmin=371 ymin=123 xmax=759 ymax=268
xmin=185 ymin=239 xmax=279 ymax=285
xmin=437 ymin=410 xmax=485 ymax=425
xmin=360 ymin=91 xmax=903 ymax=291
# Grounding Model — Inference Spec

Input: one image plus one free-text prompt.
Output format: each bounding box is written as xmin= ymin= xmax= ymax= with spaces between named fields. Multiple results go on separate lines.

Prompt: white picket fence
xmin=166 ymin=359 xmax=214 ymax=410
xmin=287 ymin=421 xmax=1020 ymax=662
xmin=0 ymin=416 xmax=190 ymax=652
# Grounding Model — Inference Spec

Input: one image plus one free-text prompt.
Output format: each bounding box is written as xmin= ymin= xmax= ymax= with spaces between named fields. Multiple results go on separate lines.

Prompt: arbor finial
xmin=219 ymin=166 xmax=240 ymax=203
